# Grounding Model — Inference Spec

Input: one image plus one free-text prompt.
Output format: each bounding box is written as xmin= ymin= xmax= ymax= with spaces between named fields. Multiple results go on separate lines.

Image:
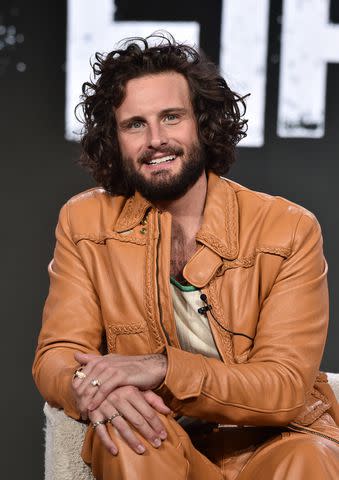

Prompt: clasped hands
xmin=72 ymin=352 xmax=170 ymax=456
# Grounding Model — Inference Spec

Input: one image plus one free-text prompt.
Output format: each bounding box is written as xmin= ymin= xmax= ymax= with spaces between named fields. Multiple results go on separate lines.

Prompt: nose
xmin=147 ymin=121 xmax=168 ymax=149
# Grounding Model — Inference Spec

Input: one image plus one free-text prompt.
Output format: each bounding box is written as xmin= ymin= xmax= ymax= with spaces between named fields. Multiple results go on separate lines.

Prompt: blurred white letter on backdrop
xmin=219 ymin=0 xmax=270 ymax=147
xmin=66 ymin=0 xmax=199 ymax=141
xmin=278 ymin=0 xmax=339 ymax=138
xmin=66 ymin=0 xmax=338 ymax=145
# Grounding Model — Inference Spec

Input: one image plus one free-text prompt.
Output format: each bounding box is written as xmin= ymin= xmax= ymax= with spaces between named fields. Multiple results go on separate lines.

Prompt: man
xmin=33 ymin=35 xmax=339 ymax=479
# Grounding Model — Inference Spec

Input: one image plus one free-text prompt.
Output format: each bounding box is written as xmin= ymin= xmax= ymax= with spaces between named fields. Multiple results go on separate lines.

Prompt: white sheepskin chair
xmin=327 ymin=373 xmax=339 ymax=400
xmin=44 ymin=403 xmax=94 ymax=480
xmin=44 ymin=374 xmax=339 ymax=480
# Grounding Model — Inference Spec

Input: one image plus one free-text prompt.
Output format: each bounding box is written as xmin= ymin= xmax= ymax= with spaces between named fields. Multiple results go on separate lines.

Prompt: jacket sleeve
xmin=156 ymin=213 xmax=329 ymax=425
xmin=32 ymin=203 xmax=104 ymax=419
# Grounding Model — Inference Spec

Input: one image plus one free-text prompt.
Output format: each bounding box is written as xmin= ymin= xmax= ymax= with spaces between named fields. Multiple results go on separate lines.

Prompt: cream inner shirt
xmin=170 ymin=278 xmax=221 ymax=360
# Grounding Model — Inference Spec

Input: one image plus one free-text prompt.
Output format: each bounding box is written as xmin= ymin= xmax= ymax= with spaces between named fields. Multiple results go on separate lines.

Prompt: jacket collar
xmin=196 ymin=172 xmax=239 ymax=260
xmin=114 ymin=191 xmax=151 ymax=233
xmin=113 ymin=172 xmax=239 ymax=261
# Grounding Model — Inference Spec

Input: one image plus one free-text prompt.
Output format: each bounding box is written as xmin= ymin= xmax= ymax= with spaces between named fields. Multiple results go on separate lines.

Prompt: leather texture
xmin=43 ymin=386 xmax=339 ymax=480
xmin=33 ymin=172 xmax=339 ymax=477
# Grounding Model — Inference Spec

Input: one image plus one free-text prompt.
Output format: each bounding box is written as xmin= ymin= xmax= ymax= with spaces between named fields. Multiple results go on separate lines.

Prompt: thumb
xmin=142 ymin=390 xmax=172 ymax=414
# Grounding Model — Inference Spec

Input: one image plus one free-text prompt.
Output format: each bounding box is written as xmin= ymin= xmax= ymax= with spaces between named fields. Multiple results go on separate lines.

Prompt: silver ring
xmin=109 ymin=412 xmax=123 ymax=423
xmin=92 ymin=419 xmax=106 ymax=429
xmin=73 ymin=368 xmax=87 ymax=380
xmin=90 ymin=378 xmax=101 ymax=387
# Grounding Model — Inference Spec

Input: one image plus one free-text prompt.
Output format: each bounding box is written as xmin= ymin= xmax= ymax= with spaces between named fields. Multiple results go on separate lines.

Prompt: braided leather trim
xmin=107 ymin=323 xmax=145 ymax=351
xmin=195 ymin=179 xmax=239 ymax=259
xmin=74 ymin=231 xmax=147 ymax=245
xmin=114 ymin=196 xmax=151 ymax=232
xmin=197 ymin=229 xmax=238 ymax=260
xmin=205 ymin=280 xmax=235 ymax=365
xmin=224 ymin=180 xmax=239 ymax=257
xmin=143 ymin=211 xmax=163 ymax=349
xmin=315 ymin=371 xmax=328 ymax=383
xmin=115 ymin=197 xmax=134 ymax=229
xmin=292 ymin=387 xmax=331 ymax=426
xmin=217 ymin=246 xmax=291 ymax=275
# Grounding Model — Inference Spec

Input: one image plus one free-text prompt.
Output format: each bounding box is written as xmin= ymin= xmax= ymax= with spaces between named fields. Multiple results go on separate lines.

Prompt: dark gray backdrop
xmin=1 ymin=1 xmax=338 ymax=478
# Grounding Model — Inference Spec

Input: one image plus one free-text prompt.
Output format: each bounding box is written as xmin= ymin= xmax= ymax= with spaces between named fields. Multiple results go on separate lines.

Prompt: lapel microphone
xmin=198 ymin=294 xmax=212 ymax=314
xmin=198 ymin=293 xmax=254 ymax=341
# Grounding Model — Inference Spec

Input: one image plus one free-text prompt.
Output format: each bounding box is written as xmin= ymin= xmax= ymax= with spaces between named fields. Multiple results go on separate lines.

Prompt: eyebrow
xmin=118 ymin=108 xmax=188 ymax=129
xmin=161 ymin=107 xmax=187 ymax=115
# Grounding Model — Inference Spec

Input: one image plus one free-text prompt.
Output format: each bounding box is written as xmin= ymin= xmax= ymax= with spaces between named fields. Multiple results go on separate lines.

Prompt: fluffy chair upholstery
xmin=44 ymin=403 xmax=94 ymax=480
xmin=43 ymin=374 xmax=339 ymax=480
xmin=327 ymin=373 xmax=339 ymax=400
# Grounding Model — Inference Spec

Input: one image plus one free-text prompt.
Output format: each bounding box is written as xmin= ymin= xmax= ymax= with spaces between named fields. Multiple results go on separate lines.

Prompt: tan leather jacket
xmin=33 ymin=173 xmax=338 ymax=441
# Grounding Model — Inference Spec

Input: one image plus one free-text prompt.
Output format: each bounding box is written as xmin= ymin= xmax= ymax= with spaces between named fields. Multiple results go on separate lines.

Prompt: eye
xmin=129 ymin=120 xmax=143 ymax=129
xmin=164 ymin=113 xmax=179 ymax=123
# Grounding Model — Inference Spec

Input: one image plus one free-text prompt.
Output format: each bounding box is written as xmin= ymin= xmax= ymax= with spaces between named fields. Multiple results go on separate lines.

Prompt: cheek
xmin=118 ymin=138 xmax=134 ymax=158
xmin=179 ymin=120 xmax=199 ymax=141
xmin=178 ymin=128 xmax=199 ymax=147
xmin=119 ymin=135 xmax=144 ymax=158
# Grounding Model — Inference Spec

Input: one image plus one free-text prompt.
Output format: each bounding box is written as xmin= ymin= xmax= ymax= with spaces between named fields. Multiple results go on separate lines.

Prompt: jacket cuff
xmin=155 ymin=346 xmax=206 ymax=407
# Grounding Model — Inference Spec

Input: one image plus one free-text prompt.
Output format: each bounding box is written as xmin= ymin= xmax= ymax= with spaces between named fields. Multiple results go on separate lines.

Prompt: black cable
xmin=198 ymin=294 xmax=254 ymax=341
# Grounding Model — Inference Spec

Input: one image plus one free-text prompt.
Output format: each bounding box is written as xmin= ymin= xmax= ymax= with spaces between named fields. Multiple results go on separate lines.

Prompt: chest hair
xmin=170 ymin=221 xmax=197 ymax=283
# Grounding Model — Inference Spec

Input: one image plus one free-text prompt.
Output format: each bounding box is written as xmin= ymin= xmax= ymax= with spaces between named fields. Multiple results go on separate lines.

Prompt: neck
xmin=154 ymin=171 xmax=207 ymax=234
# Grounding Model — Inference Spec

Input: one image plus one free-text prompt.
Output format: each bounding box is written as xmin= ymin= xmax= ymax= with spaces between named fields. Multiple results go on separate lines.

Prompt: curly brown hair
xmin=77 ymin=33 xmax=248 ymax=196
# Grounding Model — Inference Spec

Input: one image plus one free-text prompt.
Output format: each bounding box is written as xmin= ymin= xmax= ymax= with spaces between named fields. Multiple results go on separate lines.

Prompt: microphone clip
xmin=198 ymin=294 xmax=212 ymax=315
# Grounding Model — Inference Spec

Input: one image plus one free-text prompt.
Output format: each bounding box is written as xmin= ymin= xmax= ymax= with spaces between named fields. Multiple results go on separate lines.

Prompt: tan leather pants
xmin=82 ymin=415 xmax=339 ymax=480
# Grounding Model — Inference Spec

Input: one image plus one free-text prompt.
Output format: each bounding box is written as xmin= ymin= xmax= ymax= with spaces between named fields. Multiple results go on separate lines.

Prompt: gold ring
xmin=90 ymin=378 xmax=101 ymax=387
xmin=92 ymin=419 xmax=106 ymax=429
xmin=73 ymin=368 xmax=87 ymax=380
xmin=109 ymin=412 xmax=123 ymax=422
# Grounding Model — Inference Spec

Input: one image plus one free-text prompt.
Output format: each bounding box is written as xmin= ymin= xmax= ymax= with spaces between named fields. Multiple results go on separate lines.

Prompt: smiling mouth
xmin=146 ymin=155 xmax=177 ymax=165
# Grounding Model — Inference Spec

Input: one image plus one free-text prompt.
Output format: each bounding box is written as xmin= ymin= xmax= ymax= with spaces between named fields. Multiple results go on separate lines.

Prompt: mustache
xmin=138 ymin=145 xmax=184 ymax=164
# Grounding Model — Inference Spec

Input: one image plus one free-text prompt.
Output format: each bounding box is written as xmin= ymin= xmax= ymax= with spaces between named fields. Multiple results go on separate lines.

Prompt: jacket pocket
xmin=107 ymin=322 xmax=152 ymax=355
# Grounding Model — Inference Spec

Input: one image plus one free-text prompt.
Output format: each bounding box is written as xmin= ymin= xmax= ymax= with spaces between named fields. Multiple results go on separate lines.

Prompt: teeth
xmin=148 ymin=155 xmax=176 ymax=165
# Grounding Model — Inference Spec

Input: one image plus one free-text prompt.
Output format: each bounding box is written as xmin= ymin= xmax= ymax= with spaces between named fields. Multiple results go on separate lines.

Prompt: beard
xmin=120 ymin=142 xmax=206 ymax=203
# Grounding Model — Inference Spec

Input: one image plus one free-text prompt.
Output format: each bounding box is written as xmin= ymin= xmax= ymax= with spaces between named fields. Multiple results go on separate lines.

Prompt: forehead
xmin=115 ymin=72 xmax=192 ymax=119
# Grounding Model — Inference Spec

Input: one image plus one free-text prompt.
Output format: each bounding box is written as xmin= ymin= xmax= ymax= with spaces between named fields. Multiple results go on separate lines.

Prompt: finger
xmin=98 ymin=395 xmax=149 ymax=454
xmin=93 ymin=424 xmax=118 ymax=456
xmin=88 ymin=372 xmax=122 ymax=411
xmin=89 ymin=412 xmax=118 ymax=456
xmin=72 ymin=379 xmax=97 ymax=413
xmin=128 ymin=392 xmax=168 ymax=440
xmin=73 ymin=360 xmax=114 ymax=415
xmin=142 ymin=390 xmax=172 ymax=414
xmin=102 ymin=387 xmax=167 ymax=444
xmin=117 ymin=399 xmax=164 ymax=447
xmin=89 ymin=409 xmax=118 ymax=455
xmin=108 ymin=416 xmax=146 ymax=455
xmin=74 ymin=361 xmax=109 ymax=399
xmin=73 ymin=376 xmax=103 ymax=415
xmin=72 ymin=358 xmax=102 ymax=391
